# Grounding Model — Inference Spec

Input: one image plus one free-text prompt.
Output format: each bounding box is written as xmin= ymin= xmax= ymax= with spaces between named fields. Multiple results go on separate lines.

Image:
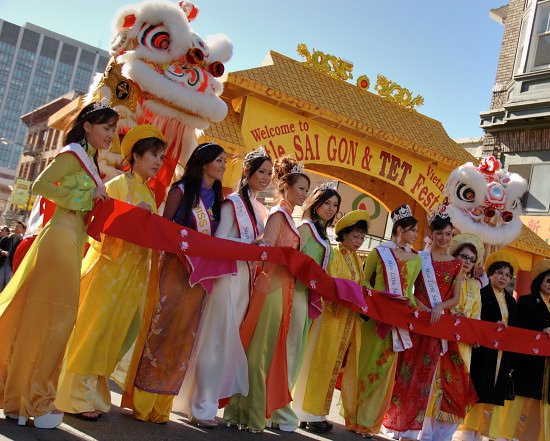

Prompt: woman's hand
xmin=544 ymin=327 xmax=550 ymax=338
xmin=93 ymin=188 xmax=109 ymax=203
xmin=496 ymin=320 xmax=508 ymax=328
xmin=430 ymin=304 xmax=444 ymax=324
xmin=137 ymin=202 xmax=152 ymax=212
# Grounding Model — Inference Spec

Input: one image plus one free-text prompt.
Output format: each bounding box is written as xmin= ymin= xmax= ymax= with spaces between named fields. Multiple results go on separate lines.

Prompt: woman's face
xmin=285 ymin=175 xmax=309 ymax=207
xmin=316 ymin=195 xmax=339 ymax=222
xmin=540 ymin=274 xmax=550 ymax=296
xmin=456 ymin=247 xmax=477 ymax=274
xmin=133 ymin=148 xmax=166 ymax=180
xmin=342 ymin=228 xmax=366 ymax=252
xmin=431 ymin=225 xmax=453 ymax=249
xmin=84 ymin=119 xmax=117 ymax=150
xmin=203 ymin=152 xmax=226 ymax=182
xmin=399 ymin=224 xmax=418 ymax=245
xmin=247 ymin=160 xmax=273 ymax=193
xmin=489 ymin=265 xmax=512 ymax=291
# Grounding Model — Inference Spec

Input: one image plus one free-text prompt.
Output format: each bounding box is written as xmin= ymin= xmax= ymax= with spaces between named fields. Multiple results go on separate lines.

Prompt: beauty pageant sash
xmin=376 ymin=246 xmax=413 ymax=352
xmin=419 ymin=250 xmax=448 ymax=354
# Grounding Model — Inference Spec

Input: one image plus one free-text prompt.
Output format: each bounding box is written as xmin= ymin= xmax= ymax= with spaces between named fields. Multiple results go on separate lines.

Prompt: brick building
xmin=481 ymin=0 xmax=550 ymax=231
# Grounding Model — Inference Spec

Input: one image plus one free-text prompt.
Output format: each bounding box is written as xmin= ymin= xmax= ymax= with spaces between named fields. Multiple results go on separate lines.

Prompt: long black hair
xmin=64 ymin=101 xmax=119 ymax=172
xmin=236 ymin=152 xmax=272 ymax=228
xmin=302 ymin=187 xmax=341 ymax=240
xmin=172 ymin=142 xmax=225 ymax=223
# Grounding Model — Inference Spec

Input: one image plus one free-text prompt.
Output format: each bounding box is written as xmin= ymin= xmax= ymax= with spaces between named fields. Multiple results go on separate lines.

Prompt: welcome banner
xmin=241 ymin=97 xmax=448 ymax=211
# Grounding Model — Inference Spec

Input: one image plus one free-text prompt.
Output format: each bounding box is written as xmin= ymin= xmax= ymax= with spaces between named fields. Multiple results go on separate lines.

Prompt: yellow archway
xmin=203 ymin=50 xmax=550 ymax=273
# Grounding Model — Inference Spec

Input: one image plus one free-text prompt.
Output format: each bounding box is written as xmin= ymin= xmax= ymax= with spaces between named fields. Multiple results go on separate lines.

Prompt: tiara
xmin=320 ymin=180 xmax=338 ymax=191
xmin=288 ymin=161 xmax=305 ymax=175
xmin=391 ymin=204 xmax=413 ymax=223
xmin=81 ymin=97 xmax=113 ymax=119
xmin=244 ymin=145 xmax=269 ymax=162
xmin=427 ymin=203 xmax=451 ymax=224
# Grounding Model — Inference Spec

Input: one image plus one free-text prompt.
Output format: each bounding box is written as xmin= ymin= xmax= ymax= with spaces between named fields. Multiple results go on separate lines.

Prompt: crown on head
xmin=427 ymin=203 xmax=451 ymax=224
xmin=81 ymin=97 xmax=113 ymax=119
xmin=319 ymin=180 xmax=338 ymax=191
xmin=244 ymin=145 xmax=269 ymax=162
xmin=391 ymin=204 xmax=413 ymax=223
xmin=288 ymin=161 xmax=305 ymax=175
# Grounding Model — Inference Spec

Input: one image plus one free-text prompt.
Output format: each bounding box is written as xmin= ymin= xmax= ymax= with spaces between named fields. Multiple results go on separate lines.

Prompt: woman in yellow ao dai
xmin=55 ymin=126 xmax=166 ymax=420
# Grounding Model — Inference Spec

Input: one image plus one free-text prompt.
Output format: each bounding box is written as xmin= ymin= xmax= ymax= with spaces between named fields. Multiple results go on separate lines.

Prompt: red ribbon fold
xmin=87 ymin=199 xmax=550 ymax=356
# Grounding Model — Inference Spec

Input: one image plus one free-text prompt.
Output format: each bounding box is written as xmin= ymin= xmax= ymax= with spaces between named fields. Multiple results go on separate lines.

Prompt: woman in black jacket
xmin=454 ymin=250 xmax=518 ymax=441
xmin=503 ymin=259 xmax=550 ymax=441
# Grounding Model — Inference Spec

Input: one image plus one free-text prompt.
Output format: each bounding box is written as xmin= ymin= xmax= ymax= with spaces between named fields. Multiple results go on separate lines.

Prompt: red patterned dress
xmin=382 ymin=258 xmax=477 ymax=431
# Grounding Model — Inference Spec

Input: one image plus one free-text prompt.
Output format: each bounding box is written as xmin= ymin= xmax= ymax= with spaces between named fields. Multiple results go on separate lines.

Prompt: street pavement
xmin=0 ymin=388 xmax=393 ymax=441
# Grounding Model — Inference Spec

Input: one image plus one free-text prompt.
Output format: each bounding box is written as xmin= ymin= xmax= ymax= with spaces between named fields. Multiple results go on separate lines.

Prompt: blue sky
xmin=0 ymin=0 xmax=506 ymax=139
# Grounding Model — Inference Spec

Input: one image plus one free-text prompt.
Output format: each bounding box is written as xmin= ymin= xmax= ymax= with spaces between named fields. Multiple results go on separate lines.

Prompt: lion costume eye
xmin=139 ymin=24 xmax=170 ymax=50
xmin=456 ymin=183 xmax=476 ymax=203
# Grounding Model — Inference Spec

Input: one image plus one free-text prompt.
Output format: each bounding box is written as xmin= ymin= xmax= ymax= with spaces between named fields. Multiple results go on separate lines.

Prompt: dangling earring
xmin=242 ymin=176 xmax=248 ymax=186
xmin=284 ymin=190 xmax=288 ymax=200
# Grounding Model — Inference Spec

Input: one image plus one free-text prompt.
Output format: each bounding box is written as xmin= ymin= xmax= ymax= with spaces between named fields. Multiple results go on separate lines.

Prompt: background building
xmin=0 ymin=19 xmax=109 ymax=223
xmin=481 ymin=0 xmax=550 ymax=244
xmin=0 ymin=19 xmax=109 ymax=169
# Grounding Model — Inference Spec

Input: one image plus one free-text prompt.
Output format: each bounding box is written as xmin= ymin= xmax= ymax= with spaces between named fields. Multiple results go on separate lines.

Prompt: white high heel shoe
xmin=34 ymin=411 xmax=64 ymax=429
xmin=17 ymin=411 xmax=64 ymax=429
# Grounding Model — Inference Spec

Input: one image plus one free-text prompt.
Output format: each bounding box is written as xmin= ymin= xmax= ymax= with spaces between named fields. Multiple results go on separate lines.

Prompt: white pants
xmin=421 ymin=417 xmax=458 ymax=441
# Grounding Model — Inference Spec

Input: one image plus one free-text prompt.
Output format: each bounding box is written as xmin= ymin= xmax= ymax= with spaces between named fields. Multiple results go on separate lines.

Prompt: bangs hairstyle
xmin=429 ymin=215 xmax=453 ymax=232
xmin=237 ymin=154 xmax=272 ymax=228
xmin=173 ymin=142 xmax=225 ymax=223
xmin=336 ymin=220 xmax=368 ymax=243
xmin=64 ymin=102 xmax=119 ymax=146
xmin=302 ymin=187 xmax=341 ymax=240
xmin=487 ymin=261 xmax=515 ymax=278
xmin=129 ymin=137 xmax=167 ymax=167
xmin=272 ymin=156 xmax=310 ymax=198
xmin=530 ymin=269 xmax=550 ymax=295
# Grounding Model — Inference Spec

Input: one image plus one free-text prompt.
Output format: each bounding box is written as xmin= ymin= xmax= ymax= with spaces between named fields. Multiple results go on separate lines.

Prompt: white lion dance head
xmin=86 ymin=0 xmax=233 ymax=203
xmin=443 ymin=156 xmax=527 ymax=246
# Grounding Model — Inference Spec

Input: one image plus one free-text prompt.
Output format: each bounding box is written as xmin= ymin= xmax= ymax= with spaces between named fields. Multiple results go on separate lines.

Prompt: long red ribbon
xmin=87 ymin=199 xmax=550 ymax=356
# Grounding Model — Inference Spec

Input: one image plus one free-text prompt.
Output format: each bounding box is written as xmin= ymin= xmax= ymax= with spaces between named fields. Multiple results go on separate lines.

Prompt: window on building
xmin=525 ymin=163 xmax=550 ymax=213
xmin=511 ymin=162 xmax=550 ymax=213
xmin=532 ymin=3 xmax=550 ymax=69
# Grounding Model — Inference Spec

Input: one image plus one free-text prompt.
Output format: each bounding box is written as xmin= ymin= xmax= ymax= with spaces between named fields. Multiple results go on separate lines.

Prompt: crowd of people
xmin=0 ymin=101 xmax=549 ymax=441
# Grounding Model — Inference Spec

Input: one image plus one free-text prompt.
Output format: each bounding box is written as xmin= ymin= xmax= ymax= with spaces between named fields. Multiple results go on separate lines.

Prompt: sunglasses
xmin=458 ymin=253 xmax=476 ymax=264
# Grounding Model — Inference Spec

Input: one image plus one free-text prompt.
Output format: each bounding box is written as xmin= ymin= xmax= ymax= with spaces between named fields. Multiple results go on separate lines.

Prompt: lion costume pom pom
xmin=85 ymin=0 xmax=233 ymax=204
xmin=443 ymin=156 xmax=527 ymax=246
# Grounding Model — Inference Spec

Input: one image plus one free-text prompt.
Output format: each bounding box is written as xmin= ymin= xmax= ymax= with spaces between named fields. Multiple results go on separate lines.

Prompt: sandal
xmin=68 ymin=411 xmax=100 ymax=422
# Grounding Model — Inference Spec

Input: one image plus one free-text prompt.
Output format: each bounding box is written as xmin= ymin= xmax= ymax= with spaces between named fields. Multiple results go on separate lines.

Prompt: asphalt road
xmin=0 ymin=389 xmax=393 ymax=441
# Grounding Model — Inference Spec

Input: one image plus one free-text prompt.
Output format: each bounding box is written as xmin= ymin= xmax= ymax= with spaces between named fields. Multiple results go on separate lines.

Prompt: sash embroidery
xmin=376 ymin=246 xmax=413 ymax=352
xmin=419 ymin=250 xmax=448 ymax=354
xmin=193 ymin=197 xmax=212 ymax=235
xmin=299 ymin=220 xmax=330 ymax=271
xmin=177 ymin=183 xmax=213 ymax=235
xmin=227 ymin=193 xmax=258 ymax=241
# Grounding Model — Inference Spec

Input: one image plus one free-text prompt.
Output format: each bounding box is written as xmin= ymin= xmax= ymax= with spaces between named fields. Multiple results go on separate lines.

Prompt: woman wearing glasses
xmin=448 ymin=233 xmax=485 ymax=367
xmin=453 ymin=250 xmax=518 ymax=441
